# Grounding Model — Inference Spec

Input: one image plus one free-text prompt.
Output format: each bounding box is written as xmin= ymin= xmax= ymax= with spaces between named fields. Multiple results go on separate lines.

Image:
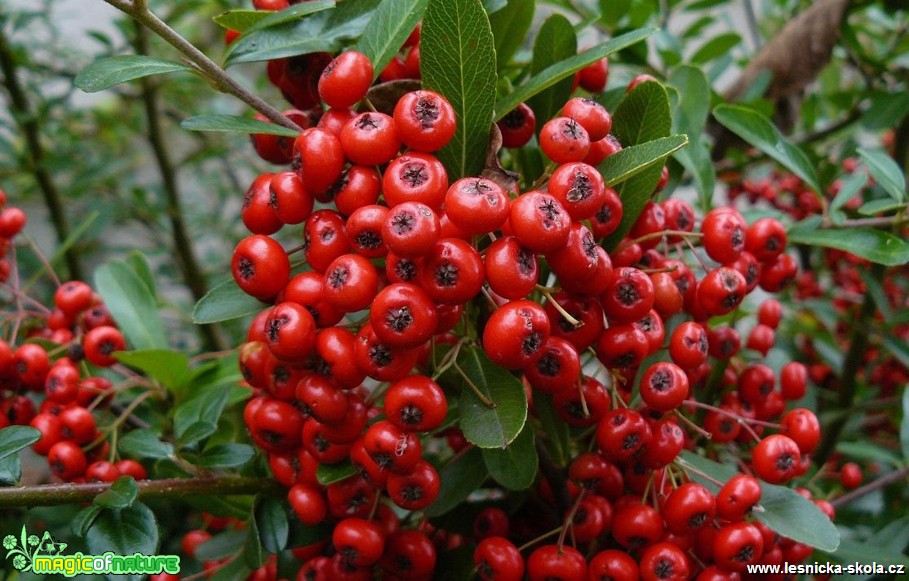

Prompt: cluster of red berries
xmin=220 ymin=27 xmax=837 ymax=576
xmin=0 ymin=192 xmax=141 ymax=484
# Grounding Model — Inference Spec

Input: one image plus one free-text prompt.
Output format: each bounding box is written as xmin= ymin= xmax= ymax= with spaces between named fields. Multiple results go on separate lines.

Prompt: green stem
xmin=0 ymin=477 xmax=283 ymax=508
xmin=132 ymin=23 xmax=226 ymax=351
xmin=0 ymin=30 xmax=83 ymax=281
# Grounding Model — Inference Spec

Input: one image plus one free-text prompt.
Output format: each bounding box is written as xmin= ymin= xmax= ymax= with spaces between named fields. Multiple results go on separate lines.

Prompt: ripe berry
xmin=539 ymin=116 xmax=590 ymax=163
xmin=318 ymin=51 xmax=374 ymax=109
xmin=83 ymin=326 xmax=126 ymax=368
xmin=393 ymin=90 xmax=457 ymax=152
xmin=701 ymin=208 xmax=747 ymax=264
xmin=474 ymin=537 xmax=524 ymax=581
xmin=526 ymin=544 xmax=587 ymax=581
xmin=418 ymin=238 xmax=484 ymax=305
xmin=484 ymin=236 xmax=538 ymax=300
xmin=509 ymin=191 xmax=571 ymax=253
xmin=369 ymin=282 xmax=438 ymax=349
xmin=332 ymin=517 xmax=386 ymax=568
xmin=341 ymin=112 xmax=401 ymax=166
xmin=561 ymin=97 xmax=612 ymax=141
xmin=384 ymin=374 xmax=447 ymax=432
xmin=387 ymin=460 xmax=440 ymax=510
xmin=444 ymin=177 xmax=509 ymax=235
xmin=547 ymin=162 xmax=606 ymax=221
xmin=482 ymin=300 xmax=550 ymax=370
xmin=263 ymin=302 xmax=316 ymax=364
xmin=601 ymin=267 xmax=655 ymax=324
xmin=294 ymin=127 xmax=345 ymax=195
xmin=716 ymin=473 xmax=762 ymax=521
xmin=383 ymin=152 xmax=449 ymax=210
xmin=662 ymin=482 xmax=716 ymax=535
xmin=381 ymin=202 xmax=441 ymax=258
xmin=712 ymin=522 xmax=764 ymax=572
xmin=639 ymin=542 xmax=691 ymax=581
xmin=345 ymin=204 xmax=389 ymax=258
xmin=596 ymin=409 xmax=651 ymax=463
xmin=752 ymin=434 xmax=801 ymax=484
xmin=697 ymin=267 xmax=747 ymax=316
xmin=639 ymin=361 xmax=689 ymax=412
xmin=322 ymin=254 xmax=379 ymax=313
xmin=840 ymin=462 xmax=862 ymax=489
xmin=497 ymin=103 xmax=536 ymax=149
xmin=232 ymin=235 xmax=290 ymax=300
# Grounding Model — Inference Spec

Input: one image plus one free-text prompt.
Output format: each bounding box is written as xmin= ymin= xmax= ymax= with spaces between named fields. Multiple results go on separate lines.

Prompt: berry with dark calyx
xmin=383 ymin=152 xmax=449 ymax=210
xmin=444 ymin=177 xmax=509 ymax=236
xmin=561 ymin=97 xmax=612 ymax=141
xmin=232 ymin=234 xmax=290 ymax=301
xmin=474 ymin=537 xmax=524 ymax=581
xmin=483 ymin=299 xmax=550 ymax=370
xmin=318 ymin=50 xmax=374 ymax=109
xmin=370 ymin=282 xmax=438 ymax=349
xmin=393 ymin=90 xmax=457 ymax=152
xmin=381 ymin=201 xmax=441 ymax=258
xmin=497 ymin=103 xmax=536 ymax=148
xmin=509 ymin=191 xmax=571 ymax=253
xmin=539 ymin=116 xmax=590 ymax=163
xmin=341 ymin=112 xmax=401 ymax=166
xmin=417 ymin=238 xmax=485 ymax=305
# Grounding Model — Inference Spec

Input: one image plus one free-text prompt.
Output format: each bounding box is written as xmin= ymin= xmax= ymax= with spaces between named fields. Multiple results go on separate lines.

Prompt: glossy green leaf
xmin=599 ymin=135 xmax=688 ymax=187
xmin=836 ymin=440 xmax=904 ymax=468
xmin=527 ymin=14 xmax=576 ymax=131
xmin=421 ymin=0 xmax=497 ymax=179
xmin=495 ymin=27 xmax=657 ymax=120
xmin=857 ymin=199 xmax=906 ymax=216
xmin=86 ymin=503 xmax=159 ymax=579
xmin=825 ymin=536 xmax=909 ymax=570
xmin=192 ymin=443 xmax=256 ymax=468
xmin=602 ymin=81 xmax=671 ymax=249
xmin=196 ymin=530 xmax=249 ymax=561
xmin=226 ymin=0 xmax=377 ymax=65
xmin=669 ymin=65 xmax=714 ymax=209
xmin=829 ymin=172 xmax=868 ymax=216
xmin=193 ymin=277 xmax=267 ymax=324
xmin=857 ymin=147 xmax=906 ymax=202
xmin=860 ymin=91 xmax=909 ymax=131
xmin=245 ymin=0 xmax=336 ymax=34
xmin=489 ymin=0 xmax=536 ymax=71
xmin=119 ymin=429 xmax=174 ymax=460
xmin=482 ymin=421 xmax=538 ymax=490
xmin=0 ymin=454 xmax=22 ymax=485
xmin=713 ymin=104 xmax=823 ymax=194
xmin=94 ymin=259 xmax=167 ymax=350
xmin=0 ymin=426 xmax=40 ymax=462
xmin=483 ymin=0 xmax=507 ymax=12
xmin=115 ymin=349 xmax=191 ymax=392
xmin=317 ymin=460 xmax=357 ymax=485
xmin=690 ymin=32 xmax=741 ymax=63
xmin=213 ymin=10 xmax=268 ymax=33
xmin=356 ymin=0 xmax=429 ymax=79
xmin=788 ymin=219 xmax=909 ymax=266
xmin=255 ymin=497 xmax=289 ymax=554
xmin=75 ymin=55 xmax=194 ymax=93
xmin=94 ymin=476 xmax=139 ymax=509
xmin=174 ymin=385 xmax=231 ymax=445
xmin=444 ymin=347 xmax=528 ymax=448
xmin=423 ymin=448 xmax=488 ymax=516
xmin=599 ymin=0 xmax=632 ymax=26
xmin=679 ymin=451 xmax=839 ymax=551
xmin=182 ymin=115 xmax=300 ymax=138
xmin=533 ymin=392 xmax=570 ymax=466
xmin=244 ymin=507 xmax=266 ymax=569
xmin=902 ymin=386 xmax=909 ymax=461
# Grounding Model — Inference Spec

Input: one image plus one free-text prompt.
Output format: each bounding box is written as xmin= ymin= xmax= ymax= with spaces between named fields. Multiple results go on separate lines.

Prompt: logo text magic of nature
xmin=3 ymin=526 xmax=180 ymax=577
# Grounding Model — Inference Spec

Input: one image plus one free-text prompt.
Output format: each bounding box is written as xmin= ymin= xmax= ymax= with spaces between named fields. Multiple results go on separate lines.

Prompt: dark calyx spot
xmin=400 ymin=404 xmax=423 ymax=426
xmin=563 ymin=118 xmax=584 ymax=139
xmin=501 ymin=107 xmax=527 ymax=129
xmin=238 ymin=257 xmax=255 ymax=280
xmin=369 ymin=344 xmax=394 ymax=367
xmin=401 ymin=484 xmax=424 ymax=502
xmin=776 ymin=453 xmax=796 ymax=471
xmin=536 ymin=353 xmax=561 ymax=377
xmin=731 ymin=226 xmax=744 ymax=249
xmin=328 ymin=266 xmax=349 ymax=289
xmin=522 ymin=330 xmax=543 ymax=356
xmin=567 ymin=171 xmax=592 ymax=203
xmin=654 ymin=558 xmax=675 ymax=580
xmin=391 ymin=211 xmax=416 ymax=234
xmin=354 ymin=230 xmax=382 ymax=250
xmin=434 ymin=263 xmax=458 ymax=287
xmin=650 ymin=369 xmax=671 ymax=392
xmin=616 ymin=282 xmax=640 ymax=306
xmin=386 ymin=306 xmax=413 ymax=332
xmin=414 ymin=97 xmax=440 ymax=129
xmin=355 ymin=113 xmax=380 ymax=130
xmin=538 ymin=198 xmax=562 ymax=222
xmin=266 ymin=315 xmax=288 ymax=343
xmin=320 ymin=227 xmax=336 ymax=242
xmin=401 ymin=163 xmax=428 ymax=187
xmin=596 ymin=204 xmax=612 ymax=224
xmin=517 ymin=248 xmax=535 ymax=275
xmin=622 ymin=433 xmax=640 ymax=451
xmin=394 ymin=259 xmax=418 ymax=281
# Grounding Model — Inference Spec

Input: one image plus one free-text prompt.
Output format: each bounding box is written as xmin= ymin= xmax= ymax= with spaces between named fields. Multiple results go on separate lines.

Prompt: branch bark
xmin=0 ymin=30 xmax=84 ymax=281
xmin=0 ymin=476 xmax=283 ymax=508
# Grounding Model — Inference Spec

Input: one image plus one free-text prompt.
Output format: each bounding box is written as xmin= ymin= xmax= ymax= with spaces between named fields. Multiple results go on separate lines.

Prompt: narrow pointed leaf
xmin=356 ymin=0 xmax=429 ymax=79
xmin=489 ymin=0 xmax=536 ymax=71
xmin=75 ymin=55 xmax=193 ymax=93
xmin=598 ymin=135 xmax=688 ymax=187
xmin=95 ymin=260 xmax=167 ymax=350
xmin=526 ymin=14 xmax=576 ymax=130
xmin=482 ymin=422 xmax=538 ymax=490
xmin=193 ymin=278 xmax=267 ymax=324
xmin=788 ymin=219 xmax=909 ymax=266
xmin=857 ymin=147 xmax=906 ymax=202
xmin=182 ymin=115 xmax=299 ymax=137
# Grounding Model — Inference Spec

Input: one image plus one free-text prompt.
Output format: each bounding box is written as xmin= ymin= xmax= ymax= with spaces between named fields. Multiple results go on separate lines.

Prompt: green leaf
xmin=489 ymin=0 xmax=536 ymax=71
xmin=713 ymin=104 xmax=823 ymax=194
xmin=49 ymin=211 xmax=100 ymax=271
xmin=174 ymin=385 xmax=231 ymax=445
xmin=495 ymin=27 xmax=657 ymax=120
xmin=226 ymin=0 xmax=378 ymax=65
xmin=196 ymin=530 xmax=249 ymax=561
xmin=857 ymin=147 xmax=906 ymax=202
xmin=115 ymin=349 xmax=191 ymax=392
xmin=602 ymin=81 xmax=671 ymax=249
xmin=255 ymin=497 xmax=289 ymax=554
xmin=73 ymin=504 xmax=103 ymax=537
xmin=356 ymin=0 xmax=429 ymax=79
xmin=829 ymin=172 xmax=868 ymax=215
xmin=826 ymin=537 xmax=909 ymax=570
xmin=192 ymin=443 xmax=256 ymax=468
xmin=598 ymin=135 xmax=688 ymax=187
xmin=599 ymin=0 xmax=632 ymax=25
xmin=94 ymin=476 xmax=139 ymax=509
xmin=668 ymin=65 xmax=714 ymax=209
xmin=213 ymin=10 xmax=270 ymax=32
xmin=244 ymin=0 xmax=336 ymax=35
xmin=533 ymin=392 xmax=570 ymax=466
xmin=86 ymin=503 xmax=159 ymax=577
xmin=857 ymin=199 xmax=906 ymax=216
xmin=317 ymin=460 xmax=357 ymax=485
xmin=0 ymin=426 xmax=40 ymax=462
xmin=526 ymin=14 xmax=577 ymax=131
xmin=679 ymin=451 xmax=839 ymax=552
xmin=836 ymin=441 xmax=904 ymax=468
xmin=788 ymin=220 xmax=909 ymax=266
xmin=244 ymin=508 xmax=266 ymax=568
xmin=119 ymin=429 xmax=174 ymax=460
xmin=444 ymin=347 xmax=527 ymax=448
xmin=0 ymin=454 xmax=22 ymax=485
xmin=690 ymin=32 xmax=740 ymax=63
xmin=182 ymin=115 xmax=300 ymax=138
xmin=126 ymin=251 xmax=156 ymax=298
xmin=423 ymin=448 xmax=488 ymax=517
xmin=420 ymin=0 xmax=497 ymax=179
xmin=75 ymin=55 xmax=194 ymax=93
xmin=94 ymin=259 xmax=168 ymax=350
xmin=902 ymin=387 xmax=909 ymax=462
xmin=483 ymin=0 xmax=507 ymax=12
xmin=193 ymin=278 xmax=266 ymax=324
xmin=482 ymin=421 xmax=538 ymax=490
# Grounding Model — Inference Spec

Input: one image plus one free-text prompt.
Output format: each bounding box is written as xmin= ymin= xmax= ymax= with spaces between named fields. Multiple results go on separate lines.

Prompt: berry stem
xmin=453 ymin=361 xmax=496 ymax=408
xmin=556 ymin=488 xmax=586 ymax=549
xmin=540 ymin=289 xmax=582 ymax=327
xmin=100 ymin=0 xmax=301 ymax=132
xmin=830 ymin=465 xmax=909 ymax=509
xmin=673 ymin=409 xmax=713 ymax=440
xmin=674 ymin=457 xmax=725 ymax=488
xmin=627 ymin=229 xmax=702 ymax=248
xmin=516 ymin=526 xmax=563 ymax=552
